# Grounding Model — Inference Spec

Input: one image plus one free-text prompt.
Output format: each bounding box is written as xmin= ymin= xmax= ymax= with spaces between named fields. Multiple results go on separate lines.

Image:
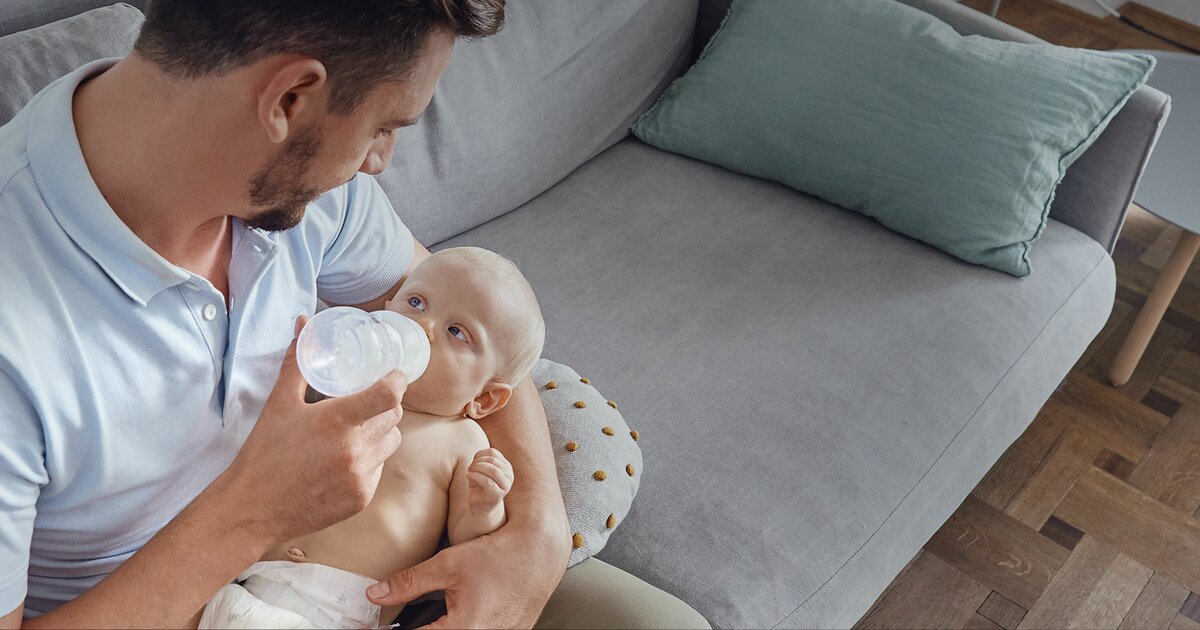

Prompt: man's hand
xmin=366 ymin=521 xmax=565 ymax=628
xmin=223 ymin=315 xmax=408 ymax=543
xmin=466 ymin=448 xmax=513 ymax=515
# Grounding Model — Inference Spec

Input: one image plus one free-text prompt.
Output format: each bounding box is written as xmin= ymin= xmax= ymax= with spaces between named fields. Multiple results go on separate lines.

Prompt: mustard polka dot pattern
xmin=532 ymin=359 xmax=643 ymax=568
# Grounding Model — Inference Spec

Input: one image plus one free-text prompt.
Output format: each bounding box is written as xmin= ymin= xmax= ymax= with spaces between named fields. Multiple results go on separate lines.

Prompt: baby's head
xmin=385 ymin=247 xmax=545 ymax=419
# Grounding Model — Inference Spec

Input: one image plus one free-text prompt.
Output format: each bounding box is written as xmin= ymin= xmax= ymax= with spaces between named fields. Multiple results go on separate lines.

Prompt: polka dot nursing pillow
xmin=532 ymin=359 xmax=642 ymax=568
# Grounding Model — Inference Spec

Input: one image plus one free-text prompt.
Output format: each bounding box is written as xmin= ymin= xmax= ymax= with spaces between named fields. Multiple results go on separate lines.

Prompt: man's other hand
xmin=365 ymin=519 xmax=567 ymax=629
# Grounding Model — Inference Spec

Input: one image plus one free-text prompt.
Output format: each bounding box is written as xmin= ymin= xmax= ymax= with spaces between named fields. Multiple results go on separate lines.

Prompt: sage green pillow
xmin=631 ymin=0 xmax=1154 ymax=277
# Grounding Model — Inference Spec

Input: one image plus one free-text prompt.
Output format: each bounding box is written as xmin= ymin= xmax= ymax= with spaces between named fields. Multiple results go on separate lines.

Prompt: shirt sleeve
xmin=315 ymin=172 xmax=415 ymax=306
xmin=0 ymin=367 xmax=47 ymax=617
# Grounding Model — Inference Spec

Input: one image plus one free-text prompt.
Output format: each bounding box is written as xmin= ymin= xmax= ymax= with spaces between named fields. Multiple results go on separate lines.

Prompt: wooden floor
xmin=858 ymin=2 xmax=1200 ymax=629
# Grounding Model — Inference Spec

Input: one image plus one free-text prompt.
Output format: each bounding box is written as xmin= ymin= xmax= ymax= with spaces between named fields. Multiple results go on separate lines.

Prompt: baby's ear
xmin=465 ymin=382 xmax=514 ymax=420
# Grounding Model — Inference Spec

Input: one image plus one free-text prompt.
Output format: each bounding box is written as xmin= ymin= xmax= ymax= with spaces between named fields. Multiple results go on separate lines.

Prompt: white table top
xmin=1120 ymin=50 xmax=1200 ymax=233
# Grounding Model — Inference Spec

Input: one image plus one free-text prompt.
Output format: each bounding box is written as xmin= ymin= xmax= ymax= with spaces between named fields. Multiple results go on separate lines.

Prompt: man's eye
xmin=448 ymin=325 xmax=468 ymax=342
xmin=407 ymin=296 xmax=425 ymax=311
xmin=377 ymin=128 xmax=395 ymax=138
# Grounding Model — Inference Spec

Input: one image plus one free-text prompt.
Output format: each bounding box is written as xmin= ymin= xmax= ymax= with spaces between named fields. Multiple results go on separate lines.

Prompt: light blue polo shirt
xmin=0 ymin=59 xmax=414 ymax=617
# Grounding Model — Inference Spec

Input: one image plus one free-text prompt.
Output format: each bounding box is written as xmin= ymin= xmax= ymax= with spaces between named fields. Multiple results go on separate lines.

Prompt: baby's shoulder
xmin=445 ymin=416 xmax=490 ymax=457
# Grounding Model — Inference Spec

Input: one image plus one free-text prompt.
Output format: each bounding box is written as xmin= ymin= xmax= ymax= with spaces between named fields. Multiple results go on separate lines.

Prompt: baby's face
xmin=384 ymin=253 xmax=526 ymax=417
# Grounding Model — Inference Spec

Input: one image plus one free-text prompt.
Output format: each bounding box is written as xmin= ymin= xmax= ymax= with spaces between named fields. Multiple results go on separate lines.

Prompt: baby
xmin=199 ymin=246 xmax=545 ymax=629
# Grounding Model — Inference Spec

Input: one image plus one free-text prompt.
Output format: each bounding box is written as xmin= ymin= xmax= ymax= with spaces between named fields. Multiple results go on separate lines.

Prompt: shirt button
xmin=202 ymin=304 xmax=218 ymax=321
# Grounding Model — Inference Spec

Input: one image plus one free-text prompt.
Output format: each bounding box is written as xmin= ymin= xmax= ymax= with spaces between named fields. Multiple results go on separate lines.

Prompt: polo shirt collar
xmin=27 ymin=58 xmax=192 ymax=307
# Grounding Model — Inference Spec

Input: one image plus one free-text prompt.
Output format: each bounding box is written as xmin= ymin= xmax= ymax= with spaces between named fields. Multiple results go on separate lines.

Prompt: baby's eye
xmin=407 ymin=296 xmax=425 ymax=312
xmin=448 ymin=325 xmax=468 ymax=342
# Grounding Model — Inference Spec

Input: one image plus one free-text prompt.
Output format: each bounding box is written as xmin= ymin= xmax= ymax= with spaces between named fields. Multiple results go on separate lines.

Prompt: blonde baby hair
xmin=434 ymin=246 xmax=546 ymax=385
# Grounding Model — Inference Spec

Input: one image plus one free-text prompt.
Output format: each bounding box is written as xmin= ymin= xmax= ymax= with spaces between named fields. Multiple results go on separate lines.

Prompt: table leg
xmin=1110 ymin=230 xmax=1200 ymax=386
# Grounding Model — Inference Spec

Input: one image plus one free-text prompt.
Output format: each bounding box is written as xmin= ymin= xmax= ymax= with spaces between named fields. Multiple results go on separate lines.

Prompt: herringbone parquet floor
xmin=857 ymin=2 xmax=1200 ymax=628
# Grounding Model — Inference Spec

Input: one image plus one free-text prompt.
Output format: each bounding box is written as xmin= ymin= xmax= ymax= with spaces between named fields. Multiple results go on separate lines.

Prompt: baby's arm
xmin=447 ymin=423 xmax=512 ymax=545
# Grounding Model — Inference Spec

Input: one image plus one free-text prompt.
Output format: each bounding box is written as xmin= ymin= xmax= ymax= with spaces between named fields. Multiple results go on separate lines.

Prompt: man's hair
xmin=435 ymin=247 xmax=546 ymax=386
xmin=134 ymin=0 xmax=504 ymax=115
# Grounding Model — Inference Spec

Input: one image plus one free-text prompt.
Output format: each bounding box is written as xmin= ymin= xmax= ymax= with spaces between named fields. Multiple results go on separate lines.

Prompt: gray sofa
xmin=0 ymin=0 xmax=1169 ymax=628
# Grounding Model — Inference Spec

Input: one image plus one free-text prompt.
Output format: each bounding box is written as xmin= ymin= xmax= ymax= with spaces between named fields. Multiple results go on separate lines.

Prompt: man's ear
xmin=256 ymin=58 xmax=329 ymax=144
xmin=464 ymin=382 xmax=514 ymax=420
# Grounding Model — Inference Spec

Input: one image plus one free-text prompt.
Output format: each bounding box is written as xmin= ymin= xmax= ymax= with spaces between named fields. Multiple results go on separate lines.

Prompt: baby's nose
xmin=417 ymin=317 xmax=437 ymax=339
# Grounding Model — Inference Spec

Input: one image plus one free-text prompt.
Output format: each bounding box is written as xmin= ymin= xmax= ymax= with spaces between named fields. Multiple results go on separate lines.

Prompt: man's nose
xmin=359 ymin=134 xmax=397 ymax=175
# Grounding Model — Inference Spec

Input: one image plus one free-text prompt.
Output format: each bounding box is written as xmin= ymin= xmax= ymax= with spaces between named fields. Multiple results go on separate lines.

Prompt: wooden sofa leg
xmin=1109 ymin=230 xmax=1200 ymax=386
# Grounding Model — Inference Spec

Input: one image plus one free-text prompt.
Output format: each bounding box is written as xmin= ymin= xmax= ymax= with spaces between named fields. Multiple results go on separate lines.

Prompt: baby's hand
xmin=466 ymin=448 xmax=513 ymax=514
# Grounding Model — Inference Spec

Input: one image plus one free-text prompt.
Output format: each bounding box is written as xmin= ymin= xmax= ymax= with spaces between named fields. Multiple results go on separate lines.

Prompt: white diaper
xmin=198 ymin=561 xmax=382 ymax=629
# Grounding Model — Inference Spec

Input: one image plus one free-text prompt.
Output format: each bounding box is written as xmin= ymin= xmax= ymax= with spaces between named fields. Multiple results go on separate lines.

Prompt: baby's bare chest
xmin=262 ymin=414 xmax=461 ymax=580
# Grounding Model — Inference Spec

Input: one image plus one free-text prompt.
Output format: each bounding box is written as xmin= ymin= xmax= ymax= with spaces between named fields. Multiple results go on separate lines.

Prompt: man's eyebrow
xmin=386 ymin=113 xmax=425 ymax=128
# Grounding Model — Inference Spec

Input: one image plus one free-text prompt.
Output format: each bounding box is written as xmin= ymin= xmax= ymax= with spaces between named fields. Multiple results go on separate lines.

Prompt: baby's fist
xmin=467 ymin=448 xmax=513 ymax=513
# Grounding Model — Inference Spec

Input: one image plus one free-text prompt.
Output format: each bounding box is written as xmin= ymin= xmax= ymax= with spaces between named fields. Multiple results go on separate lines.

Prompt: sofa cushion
xmin=435 ymin=138 xmax=1115 ymax=628
xmin=377 ymin=0 xmax=698 ymax=245
xmin=0 ymin=3 xmax=142 ymax=126
xmin=633 ymin=0 xmax=1152 ymax=277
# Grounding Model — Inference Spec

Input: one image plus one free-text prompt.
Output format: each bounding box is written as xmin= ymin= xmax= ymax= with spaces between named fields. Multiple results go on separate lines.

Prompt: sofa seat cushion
xmin=434 ymin=139 xmax=1115 ymax=628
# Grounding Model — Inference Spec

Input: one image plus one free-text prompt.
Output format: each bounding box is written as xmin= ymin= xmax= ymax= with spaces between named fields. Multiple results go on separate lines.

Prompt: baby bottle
xmin=296 ymin=306 xmax=431 ymax=398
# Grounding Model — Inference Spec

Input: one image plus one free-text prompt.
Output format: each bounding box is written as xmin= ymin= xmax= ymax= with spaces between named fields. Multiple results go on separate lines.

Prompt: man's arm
xmin=480 ymin=378 xmax=570 ymax=546
xmin=21 ymin=474 xmax=271 ymax=629
xmin=338 ymin=235 xmax=431 ymax=313
xmin=1 ymin=603 xmax=21 ymax=629
xmin=14 ymin=321 xmax=409 ymax=629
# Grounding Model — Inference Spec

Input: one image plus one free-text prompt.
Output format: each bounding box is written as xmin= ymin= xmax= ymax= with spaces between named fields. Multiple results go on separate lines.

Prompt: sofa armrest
xmin=896 ymin=0 xmax=1172 ymax=252
xmin=692 ymin=0 xmax=1172 ymax=252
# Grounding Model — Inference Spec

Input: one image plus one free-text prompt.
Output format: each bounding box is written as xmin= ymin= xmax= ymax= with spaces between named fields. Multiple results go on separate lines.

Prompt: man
xmin=0 ymin=0 xmax=709 ymax=628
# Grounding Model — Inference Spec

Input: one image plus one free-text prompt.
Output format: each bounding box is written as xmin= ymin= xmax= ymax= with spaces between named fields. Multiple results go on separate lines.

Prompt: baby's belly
xmin=262 ymin=480 xmax=449 ymax=584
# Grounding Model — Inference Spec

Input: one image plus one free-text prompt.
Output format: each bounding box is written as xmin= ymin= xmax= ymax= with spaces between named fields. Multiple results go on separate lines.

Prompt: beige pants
xmin=393 ymin=558 xmax=710 ymax=629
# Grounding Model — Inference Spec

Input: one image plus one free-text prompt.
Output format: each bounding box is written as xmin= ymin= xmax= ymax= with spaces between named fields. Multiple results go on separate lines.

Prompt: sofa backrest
xmin=0 ymin=5 xmax=143 ymax=124
xmin=0 ymin=0 xmax=144 ymax=38
xmin=0 ymin=0 xmax=698 ymax=246
xmin=377 ymin=1 xmax=697 ymax=245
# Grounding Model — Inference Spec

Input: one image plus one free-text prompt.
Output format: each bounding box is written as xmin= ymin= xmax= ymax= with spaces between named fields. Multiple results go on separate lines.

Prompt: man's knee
xmin=535 ymin=557 xmax=710 ymax=630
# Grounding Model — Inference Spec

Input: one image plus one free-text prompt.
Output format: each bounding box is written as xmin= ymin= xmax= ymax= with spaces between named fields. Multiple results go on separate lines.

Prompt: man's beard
xmin=245 ymin=126 xmax=324 ymax=232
